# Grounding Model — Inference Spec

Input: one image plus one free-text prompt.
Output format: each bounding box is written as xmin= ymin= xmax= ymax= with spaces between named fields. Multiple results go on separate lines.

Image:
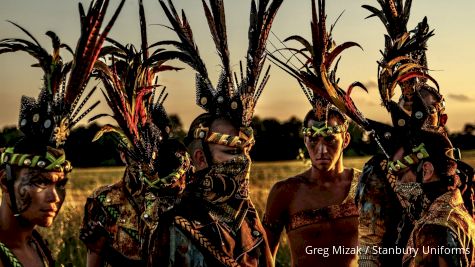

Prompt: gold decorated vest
xmin=403 ymin=190 xmax=475 ymax=266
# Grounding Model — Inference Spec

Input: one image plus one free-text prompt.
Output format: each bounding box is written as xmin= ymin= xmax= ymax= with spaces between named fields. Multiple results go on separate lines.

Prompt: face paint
xmin=12 ymin=168 xmax=67 ymax=227
xmin=304 ymin=118 xmax=348 ymax=171
xmin=15 ymin=169 xmax=34 ymax=213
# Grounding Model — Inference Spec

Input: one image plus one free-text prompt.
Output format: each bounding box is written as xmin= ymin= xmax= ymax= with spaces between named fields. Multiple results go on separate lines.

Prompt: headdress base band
xmin=192 ymin=124 xmax=255 ymax=149
xmin=0 ymin=147 xmax=72 ymax=173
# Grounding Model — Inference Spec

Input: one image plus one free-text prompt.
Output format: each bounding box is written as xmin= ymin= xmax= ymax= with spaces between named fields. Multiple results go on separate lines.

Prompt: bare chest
xmin=8 ymin=247 xmax=45 ymax=267
xmin=288 ymin=182 xmax=351 ymax=214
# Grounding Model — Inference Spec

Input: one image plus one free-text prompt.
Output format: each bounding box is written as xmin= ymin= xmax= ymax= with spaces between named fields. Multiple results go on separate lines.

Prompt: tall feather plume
xmin=158 ymin=0 xmax=283 ymax=127
xmin=201 ymin=0 xmax=233 ymax=95
xmin=65 ymin=0 xmax=126 ymax=107
xmin=0 ymin=22 xmax=64 ymax=96
xmin=156 ymin=0 xmax=213 ymax=110
xmin=93 ymin=0 xmax=180 ymax=169
xmin=268 ymin=0 xmax=369 ymax=129
xmin=363 ymin=0 xmax=436 ymax=109
xmin=139 ymin=0 xmax=149 ymax=62
xmin=240 ymin=0 xmax=283 ymax=126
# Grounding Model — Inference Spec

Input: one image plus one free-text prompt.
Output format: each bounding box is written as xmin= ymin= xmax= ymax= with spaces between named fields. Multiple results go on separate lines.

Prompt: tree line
xmin=1 ymin=115 xmax=474 ymax=167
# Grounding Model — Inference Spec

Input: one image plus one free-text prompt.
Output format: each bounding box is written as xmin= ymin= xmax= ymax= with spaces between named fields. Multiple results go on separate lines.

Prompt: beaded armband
xmin=262 ymin=214 xmax=284 ymax=234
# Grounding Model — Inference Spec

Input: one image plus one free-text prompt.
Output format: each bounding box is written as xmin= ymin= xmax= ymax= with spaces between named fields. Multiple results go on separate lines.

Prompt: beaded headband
xmin=193 ymin=124 xmax=255 ymax=150
xmin=302 ymin=121 xmax=349 ymax=138
xmin=1 ymin=147 xmax=72 ymax=173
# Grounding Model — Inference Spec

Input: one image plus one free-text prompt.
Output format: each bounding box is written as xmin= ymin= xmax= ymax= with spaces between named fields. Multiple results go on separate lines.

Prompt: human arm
xmin=80 ymin=196 xmax=109 ymax=267
xmin=262 ymin=181 xmax=288 ymax=258
xmin=87 ymin=248 xmax=105 ymax=267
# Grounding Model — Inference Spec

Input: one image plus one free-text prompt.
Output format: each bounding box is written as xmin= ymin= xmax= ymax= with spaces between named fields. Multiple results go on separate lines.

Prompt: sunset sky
xmin=1 ymin=0 xmax=474 ymax=132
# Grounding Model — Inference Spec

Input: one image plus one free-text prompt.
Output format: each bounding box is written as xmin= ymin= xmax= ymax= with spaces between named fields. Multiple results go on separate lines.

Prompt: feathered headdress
xmin=92 ymin=0 xmax=190 ymax=190
xmin=268 ymin=0 xmax=372 ymax=142
xmin=0 ymin=0 xmax=123 ymax=218
xmin=359 ymin=0 xmax=447 ymax=155
xmin=0 ymin=0 xmax=124 ymax=173
xmin=157 ymin=0 xmax=283 ymax=129
xmin=364 ymin=0 xmax=473 ymax=215
xmin=298 ymin=82 xmax=349 ymax=138
xmin=363 ymin=0 xmax=442 ymax=115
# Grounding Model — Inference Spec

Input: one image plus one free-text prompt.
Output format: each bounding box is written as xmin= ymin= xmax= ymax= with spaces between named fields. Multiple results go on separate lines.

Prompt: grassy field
xmin=5 ymin=154 xmax=475 ymax=266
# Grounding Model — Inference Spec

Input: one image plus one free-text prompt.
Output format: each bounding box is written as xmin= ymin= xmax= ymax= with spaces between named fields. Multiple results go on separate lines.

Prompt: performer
xmin=0 ymin=1 xmax=123 ymax=266
xmin=389 ymin=131 xmax=475 ymax=266
xmin=354 ymin=1 xmax=470 ymax=266
xmin=79 ymin=1 xmax=190 ymax=266
xmin=263 ymin=101 xmax=360 ymax=266
xmin=147 ymin=0 xmax=283 ymax=266
xmin=265 ymin=1 xmax=363 ymax=264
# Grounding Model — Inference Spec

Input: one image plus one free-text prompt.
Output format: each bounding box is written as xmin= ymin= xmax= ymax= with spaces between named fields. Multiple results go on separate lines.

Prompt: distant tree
xmin=3 ymin=116 xmax=474 ymax=164
xmin=65 ymin=123 xmax=121 ymax=167
xmin=251 ymin=117 xmax=303 ymax=161
xmin=0 ymin=126 xmax=23 ymax=147
xmin=463 ymin=123 xmax=475 ymax=135
xmin=169 ymin=114 xmax=186 ymax=141
xmin=451 ymin=123 xmax=475 ymax=150
xmin=281 ymin=117 xmax=304 ymax=160
xmin=344 ymin=122 xmax=378 ymax=156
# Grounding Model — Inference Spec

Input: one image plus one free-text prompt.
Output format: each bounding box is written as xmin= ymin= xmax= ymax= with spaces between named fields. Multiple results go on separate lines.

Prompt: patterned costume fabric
xmin=149 ymin=196 xmax=272 ymax=267
xmin=81 ymin=167 xmax=144 ymax=266
xmin=287 ymin=169 xmax=360 ymax=232
xmin=0 ymin=230 xmax=54 ymax=267
xmin=357 ymin=156 xmax=413 ymax=267
xmin=148 ymin=151 xmax=273 ymax=266
xmin=81 ymin=155 xmax=188 ymax=267
xmin=402 ymin=190 xmax=475 ymax=266
xmin=191 ymin=155 xmax=252 ymax=228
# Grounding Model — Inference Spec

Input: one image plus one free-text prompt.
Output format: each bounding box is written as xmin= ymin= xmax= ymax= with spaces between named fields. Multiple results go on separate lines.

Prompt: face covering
xmin=393 ymin=181 xmax=429 ymax=222
xmin=191 ymin=154 xmax=251 ymax=231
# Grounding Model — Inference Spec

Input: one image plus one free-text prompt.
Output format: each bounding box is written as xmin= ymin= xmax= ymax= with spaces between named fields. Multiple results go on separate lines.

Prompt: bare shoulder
xmin=265 ymin=173 xmax=307 ymax=220
xmin=268 ymin=171 xmax=308 ymax=201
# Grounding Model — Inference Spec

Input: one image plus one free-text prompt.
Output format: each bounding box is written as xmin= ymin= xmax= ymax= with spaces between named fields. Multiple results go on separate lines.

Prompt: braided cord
xmin=174 ymin=216 xmax=240 ymax=267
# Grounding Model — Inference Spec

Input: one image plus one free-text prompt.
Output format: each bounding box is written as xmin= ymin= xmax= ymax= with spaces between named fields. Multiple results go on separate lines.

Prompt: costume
xmin=82 ymin=172 xmax=144 ymax=266
xmin=79 ymin=1 xmax=191 ymax=266
xmin=0 ymin=1 xmax=122 ymax=266
xmin=263 ymin=169 xmax=361 ymax=236
xmin=264 ymin=3 xmax=368 ymax=266
xmin=402 ymin=189 xmax=475 ymax=266
xmin=147 ymin=0 xmax=283 ymax=266
xmin=271 ymin=1 xmax=475 ymax=266
xmin=0 ymin=230 xmax=54 ymax=267
xmin=353 ymin=1 xmax=474 ymax=266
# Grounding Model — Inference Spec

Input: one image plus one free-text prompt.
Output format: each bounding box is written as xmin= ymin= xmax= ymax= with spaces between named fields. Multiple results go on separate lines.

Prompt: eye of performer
xmin=323 ymin=134 xmax=337 ymax=143
xmin=223 ymin=147 xmax=242 ymax=155
xmin=29 ymin=172 xmax=68 ymax=191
